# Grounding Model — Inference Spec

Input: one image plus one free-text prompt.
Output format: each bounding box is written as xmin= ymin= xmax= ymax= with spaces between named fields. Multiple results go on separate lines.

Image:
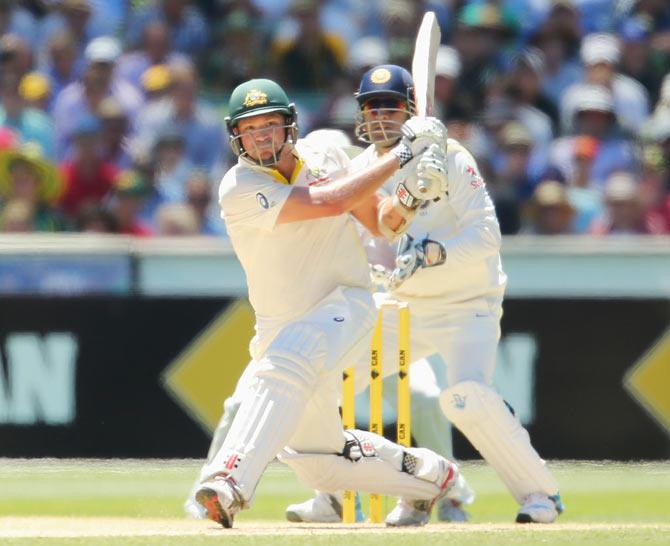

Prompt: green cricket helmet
xmin=225 ymin=79 xmax=299 ymax=166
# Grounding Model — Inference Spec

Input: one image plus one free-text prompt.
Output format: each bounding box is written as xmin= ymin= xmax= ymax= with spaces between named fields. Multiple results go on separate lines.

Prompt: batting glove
xmin=395 ymin=143 xmax=448 ymax=207
xmin=390 ymin=116 xmax=448 ymax=168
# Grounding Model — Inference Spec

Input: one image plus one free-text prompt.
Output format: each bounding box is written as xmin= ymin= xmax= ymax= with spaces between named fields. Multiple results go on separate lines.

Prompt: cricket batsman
xmin=193 ymin=77 xmax=461 ymax=528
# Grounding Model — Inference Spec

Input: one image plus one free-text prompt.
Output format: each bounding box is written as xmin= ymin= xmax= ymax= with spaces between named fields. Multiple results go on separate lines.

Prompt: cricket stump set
xmin=341 ymin=9 xmax=438 ymax=523
xmin=342 ymin=300 xmax=411 ymax=523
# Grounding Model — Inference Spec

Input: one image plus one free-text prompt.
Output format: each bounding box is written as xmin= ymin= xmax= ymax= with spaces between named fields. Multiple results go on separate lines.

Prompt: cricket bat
xmin=412 ymin=11 xmax=441 ymax=117
xmin=411 ymin=11 xmax=441 ymax=194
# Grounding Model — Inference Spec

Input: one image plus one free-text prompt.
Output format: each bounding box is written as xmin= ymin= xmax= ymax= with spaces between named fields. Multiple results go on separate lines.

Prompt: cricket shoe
xmin=437 ymin=499 xmax=469 ymax=522
xmin=516 ymin=492 xmax=564 ymax=524
xmin=195 ymin=475 xmax=245 ymax=528
xmin=285 ymin=492 xmax=365 ymax=523
xmin=183 ymin=496 xmax=207 ymax=519
xmin=385 ymin=460 xmax=459 ymax=527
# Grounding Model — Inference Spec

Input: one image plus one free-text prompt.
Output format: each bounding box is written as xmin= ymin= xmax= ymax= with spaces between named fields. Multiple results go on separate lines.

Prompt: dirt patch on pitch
xmin=1 ymin=518 xmax=670 ymax=538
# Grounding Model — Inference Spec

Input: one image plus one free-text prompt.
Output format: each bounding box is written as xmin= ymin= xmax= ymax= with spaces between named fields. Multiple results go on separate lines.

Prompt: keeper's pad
xmin=440 ymin=381 xmax=558 ymax=504
xmin=279 ymin=429 xmax=450 ymax=501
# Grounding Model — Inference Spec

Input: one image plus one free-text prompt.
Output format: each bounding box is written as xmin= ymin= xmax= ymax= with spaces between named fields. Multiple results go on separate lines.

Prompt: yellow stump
xmin=341 ymin=367 xmax=356 ymax=523
xmin=397 ymin=303 xmax=411 ymax=448
xmin=369 ymin=313 xmax=384 ymax=523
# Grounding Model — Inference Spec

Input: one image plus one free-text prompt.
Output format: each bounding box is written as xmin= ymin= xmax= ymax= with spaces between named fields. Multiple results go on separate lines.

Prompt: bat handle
xmin=417 ymin=178 xmax=430 ymax=194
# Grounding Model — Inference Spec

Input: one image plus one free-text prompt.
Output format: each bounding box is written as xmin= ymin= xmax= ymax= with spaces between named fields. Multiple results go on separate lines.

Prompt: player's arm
xmin=434 ymin=144 xmax=502 ymax=265
xmin=276 ymin=151 xmax=403 ymax=224
xmin=350 ymin=194 xmax=417 ymax=239
xmin=277 ymin=116 xmax=447 ymax=225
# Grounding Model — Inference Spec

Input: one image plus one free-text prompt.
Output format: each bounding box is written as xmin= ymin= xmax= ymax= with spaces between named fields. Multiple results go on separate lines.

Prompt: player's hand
xmin=390 ymin=116 xmax=448 ymax=168
xmin=401 ymin=143 xmax=449 ymax=203
xmin=388 ymin=233 xmax=447 ymax=290
xmin=401 ymin=116 xmax=448 ymax=155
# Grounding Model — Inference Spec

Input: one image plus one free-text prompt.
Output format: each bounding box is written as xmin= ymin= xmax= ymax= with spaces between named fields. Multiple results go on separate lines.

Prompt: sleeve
xmin=218 ymin=167 xmax=294 ymax=232
xmin=440 ymin=143 xmax=502 ymax=267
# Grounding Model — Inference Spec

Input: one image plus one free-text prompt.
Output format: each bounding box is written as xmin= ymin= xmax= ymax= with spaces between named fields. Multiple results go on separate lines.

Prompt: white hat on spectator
xmin=436 ymin=46 xmax=461 ymax=79
xmin=349 ymin=37 xmax=389 ymax=71
xmin=85 ymin=36 xmax=122 ymax=64
xmin=580 ymin=33 xmax=620 ymax=66
xmin=574 ymin=84 xmax=615 ymax=114
xmin=603 ymin=171 xmax=637 ymax=202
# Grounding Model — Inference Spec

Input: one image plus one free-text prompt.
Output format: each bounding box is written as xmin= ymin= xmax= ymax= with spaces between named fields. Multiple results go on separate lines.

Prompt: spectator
xmin=52 ymin=36 xmax=143 ymax=160
xmin=560 ymin=33 xmax=649 ymax=134
xmin=184 ymin=171 xmax=226 ymax=236
xmin=451 ymin=2 xmax=516 ymax=114
xmin=155 ymin=202 xmax=199 ymax=235
xmin=564 ymin=136 xmax=604 ymax=233
xmin=132 ymin=60 xmax=225 ymax=171
xmin=433 ymin=45 xmax=462 ymax=121
xmin=0 ymin=0 xmax=37 ymax=44
xmin=524 ymin=179 xmax=575 ymax=235
xmin=0 ymin=72 xmax=55 ymax=159
xmin=98 ymin=97 xmax=132 ymax=170
xmin=550 ymin=84 xmax=639 ymax=189
xmin=58 ymin=115 xmax=118 ymax=219
xmin=378 ymin=0 xmax=416 ymax=67
xmin=74 ymin=203 xmax=118 ymax=233
xmin=108 ymin=170 xmax=153 ymax=236
xmin=116 ymin=20 xmax=189 ymax=92
xmin=531 ymin=1 xmax=583 ymax=107
xmin=271 ymin=0 xmax=347 ymax=91
xmin=505 ymin=47 xmax=559 ymax=130
xmin=200 ymin=10 xmax=264 ymax=95
xmin=590 ymin=171 xmax=652 ymax=235
xmin=38 ymin=0 xmax=120 ymax=66
xmin=0 ymin=33 xmax=34 ymax=78
xmin=618 ymin=15 xmax=666 ymax=105
xmin=39 ymin=30 xmax=81 ymax=109
xmin=152 ymin=128 xmax=193 ymax=203
xmin=489 ymin=121 xmax=535 ymax=234
xmin=0 ymin=143 xmax=64 ymax=231
xmin=347 ymin=36 xmax=389 ymax=80
xmin=127 ymin=0 xmax=209 ymax=56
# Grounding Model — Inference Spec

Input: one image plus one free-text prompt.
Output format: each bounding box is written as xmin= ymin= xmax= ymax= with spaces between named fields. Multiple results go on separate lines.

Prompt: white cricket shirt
xmin=219 ymin=139 xmax=371 ymax=328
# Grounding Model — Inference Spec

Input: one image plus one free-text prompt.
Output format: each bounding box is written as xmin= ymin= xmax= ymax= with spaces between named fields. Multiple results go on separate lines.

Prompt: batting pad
xmin=440 ymin=381 xmax=559 ymax=504
xmin=279 ymin=442 xmax=444 ymax=502
xmin=202 ymin=363 xmax=311 ymax=504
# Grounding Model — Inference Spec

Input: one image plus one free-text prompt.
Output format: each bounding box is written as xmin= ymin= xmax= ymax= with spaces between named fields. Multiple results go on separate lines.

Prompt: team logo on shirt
xmin=256 ymin=192 xmax=269 ymax=209
xmin=370 ymin=68 xmax=391 ymax=84
xmin=243 ymin=89 xmax=268 ymax=107
xmin=466 ymin=165 xmax=484 ymax=189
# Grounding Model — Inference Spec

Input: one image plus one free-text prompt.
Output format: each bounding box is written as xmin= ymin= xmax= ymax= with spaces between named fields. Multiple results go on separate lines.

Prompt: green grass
xmin=1 ymin=459 xmax=669 ymax=545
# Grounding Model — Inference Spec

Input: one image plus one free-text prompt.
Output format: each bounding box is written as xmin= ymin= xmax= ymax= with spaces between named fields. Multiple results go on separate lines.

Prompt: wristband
xmin=391 ymin=142 xmax=413 ymax=168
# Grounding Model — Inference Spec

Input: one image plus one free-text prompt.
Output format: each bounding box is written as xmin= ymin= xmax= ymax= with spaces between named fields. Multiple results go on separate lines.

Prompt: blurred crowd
xmin=1 ymin=0 xmax=670 ymax=237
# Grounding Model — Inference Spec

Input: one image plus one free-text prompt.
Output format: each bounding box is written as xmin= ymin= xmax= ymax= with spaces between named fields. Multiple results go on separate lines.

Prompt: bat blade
xmin=411 ymin=12 xmax=441 ymax=117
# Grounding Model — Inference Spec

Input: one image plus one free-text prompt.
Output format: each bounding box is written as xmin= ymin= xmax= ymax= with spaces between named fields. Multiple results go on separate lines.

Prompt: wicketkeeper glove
xmin=388 ymin=233 xmax=447 ymax=290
